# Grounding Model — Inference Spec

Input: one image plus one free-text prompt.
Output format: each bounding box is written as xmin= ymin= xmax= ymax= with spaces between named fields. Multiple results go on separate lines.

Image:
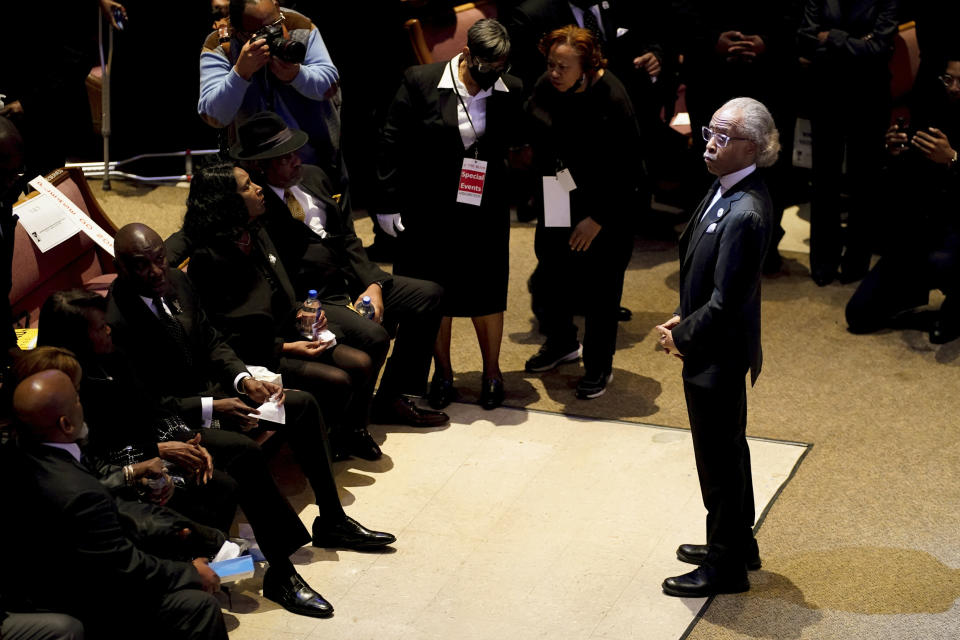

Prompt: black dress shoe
xmin=428 ymin=375 xmax=458 ymax=410
xmin=617 ymin=306 xmax=632 ymax=322
xmin=262 ymin=569 xmax=333 ymax=618
xmin=372 ymin=395 xmax=448 ymax=428
xmin=662 ymin=565 xmax=749 ymax=598
xmin=479 ymin=377 xmax=504 ymax=410
xmin=346 ymin=428 xmax=382 ymax=461
xmin=313 ymin=515 xmax=396 ymax=549
xmin=811 ymin=269 xmax=837 ymax=287
xmin=676 ymin=543 xmax=762 ymax=570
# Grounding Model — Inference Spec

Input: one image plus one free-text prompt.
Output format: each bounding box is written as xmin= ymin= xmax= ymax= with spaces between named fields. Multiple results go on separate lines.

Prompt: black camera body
xmin=254 ymin=23 xmax=306 ymax=64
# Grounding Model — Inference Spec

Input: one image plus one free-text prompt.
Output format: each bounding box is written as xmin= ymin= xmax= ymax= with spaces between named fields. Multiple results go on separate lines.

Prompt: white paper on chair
xmin=28 ymin=175 xmax=115 ymax=256
xmin=542 ymin=176 xmax=571 ymax=228
xmin=13 ymin=192 xmax=81 ymax=253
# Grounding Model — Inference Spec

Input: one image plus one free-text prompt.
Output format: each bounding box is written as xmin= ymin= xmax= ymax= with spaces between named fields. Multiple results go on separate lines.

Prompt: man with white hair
xmin=655 ymin=97 xmax=778 ymax=597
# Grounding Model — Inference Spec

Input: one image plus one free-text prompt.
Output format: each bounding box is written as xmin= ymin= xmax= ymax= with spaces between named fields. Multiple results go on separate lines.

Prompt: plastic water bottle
xmin=356 ymin=295 xmax=375 ymax=320
xmin=300 ymin=290 xmax=320 ymax=338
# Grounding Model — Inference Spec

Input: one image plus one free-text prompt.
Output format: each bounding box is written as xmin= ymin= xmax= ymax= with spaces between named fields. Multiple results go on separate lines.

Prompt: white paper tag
xmin=456 ymin=157 xmax=488 ymax=206
xmin=543 ymin=177 xmax=571 ymax=228
xmin=556 ymin=168 xmax=577 ymax=192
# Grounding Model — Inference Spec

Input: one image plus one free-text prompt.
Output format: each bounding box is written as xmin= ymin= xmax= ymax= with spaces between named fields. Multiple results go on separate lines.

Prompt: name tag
xmin=556 ymin=168 xmax=577 ymax=192
xmin=456 ymin=158 xmax=488 ymax=206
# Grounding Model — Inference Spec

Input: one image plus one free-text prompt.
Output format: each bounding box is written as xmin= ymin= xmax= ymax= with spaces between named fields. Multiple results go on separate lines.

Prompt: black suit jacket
xmin=672 ymin=171 xmax=772 ymax=387
xmin=797 ymin=0 xmax=899 ymax=71
xmin=260 ymin=164 xmax=390 ymax=302
xmin=5 ymin=444 xmax=201 ymax=621
xmin=106 ymin=268 xmax=249 ymax=426
xmin=506 ymin=0 xmax=667 ymax=93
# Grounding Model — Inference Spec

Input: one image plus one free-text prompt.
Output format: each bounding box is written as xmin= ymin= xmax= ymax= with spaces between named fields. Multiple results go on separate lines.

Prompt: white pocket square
xmin=705 ymin=223 xmax=718 ymax=234
xmin=616 ymin=27 xmax=629 ymax=38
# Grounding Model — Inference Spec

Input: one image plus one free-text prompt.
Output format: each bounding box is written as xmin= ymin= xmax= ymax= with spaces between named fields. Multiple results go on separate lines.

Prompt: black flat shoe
xmin=428 ymin=375 xmax=458 ymax=410
xmin=313 ymin=515 xmax=396 ymax=550
xmin=662 ymin=565 xmax=749 ymax=598
xmin=479 ymin=377 xmax=504 ymax=410
xmin=930 ymin=318 xmax=960 ymax=344
xmin=262 ymin=569 xmax=333 ymax=618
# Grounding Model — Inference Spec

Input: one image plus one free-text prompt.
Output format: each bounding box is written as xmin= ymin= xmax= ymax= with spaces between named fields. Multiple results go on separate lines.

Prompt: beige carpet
xmin=223 ymin=403 xmax=807 ymax=640
xmin=94 ymin=179 xmax=960 ymax=640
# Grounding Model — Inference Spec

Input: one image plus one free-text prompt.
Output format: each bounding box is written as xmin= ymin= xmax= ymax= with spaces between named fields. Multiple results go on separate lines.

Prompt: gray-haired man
xmin=656 ymin=97 xmax=779 ymax=597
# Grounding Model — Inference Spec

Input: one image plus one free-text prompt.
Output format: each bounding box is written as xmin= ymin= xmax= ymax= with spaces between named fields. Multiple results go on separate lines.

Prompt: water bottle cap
xmin=362 ymin=296 xmax=371 ymax=303
xmin=308 ymin=289 xmax=318 ymax=297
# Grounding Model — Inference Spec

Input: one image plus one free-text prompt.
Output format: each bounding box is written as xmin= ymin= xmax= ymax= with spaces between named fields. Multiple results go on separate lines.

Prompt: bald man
xmin=10 ymin=370 xmax=226 ymax=640
xmin=106 ymin=223 xmax=396 ymax=618
xmin=1 ymin=118 xmax=25 ymax=357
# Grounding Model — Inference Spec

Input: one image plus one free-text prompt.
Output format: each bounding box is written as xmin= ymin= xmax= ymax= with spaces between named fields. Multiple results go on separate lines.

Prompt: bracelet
xmin=123 ymin=464 xmax=135 ymax=486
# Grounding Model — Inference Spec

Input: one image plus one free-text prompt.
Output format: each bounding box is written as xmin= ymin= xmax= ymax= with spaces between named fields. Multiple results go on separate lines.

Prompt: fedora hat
xmin=229 ymin=112 xmax=308 ymax=160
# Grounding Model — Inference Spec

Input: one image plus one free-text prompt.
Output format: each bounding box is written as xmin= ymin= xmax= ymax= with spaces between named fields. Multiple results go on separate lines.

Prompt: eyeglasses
xmin=939 ymin=74 xmax=960 ymax=88
xmin=702 ymin=126 xmax=749 ymax=148
xmin=471 ymin=56 xmax=510 ymax=75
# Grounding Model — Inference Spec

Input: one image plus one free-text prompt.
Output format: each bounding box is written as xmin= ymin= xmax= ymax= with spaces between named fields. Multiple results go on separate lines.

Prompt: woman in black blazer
xmin=377 ymin=19 xmax=524 ymax=410
xmin=183 ymin=161 xmax=381 ymax=461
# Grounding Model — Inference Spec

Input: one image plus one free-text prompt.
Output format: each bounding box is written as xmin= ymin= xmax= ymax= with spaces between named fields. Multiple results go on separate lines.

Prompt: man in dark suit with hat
xmin=655 ymin=97 xmax=778 ymax=597
xmin=225 ymin=111 xmax=449 ymax=428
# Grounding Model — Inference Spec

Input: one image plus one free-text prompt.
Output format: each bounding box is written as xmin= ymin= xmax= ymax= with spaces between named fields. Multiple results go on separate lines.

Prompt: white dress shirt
xmin=701 ymin=164 xmax=757 ymax=223
xmin=568 ymin=3 xmax=605 ymax=39
xmin=44 ymin=441 xmax=82 ymax=462
xmin=437 ymin=53 xmax=510 ymax=150
xmin=270 ymin=184 xmax=329 ymax=238
xmin=140 ymin=294 xmax=249 ymax=427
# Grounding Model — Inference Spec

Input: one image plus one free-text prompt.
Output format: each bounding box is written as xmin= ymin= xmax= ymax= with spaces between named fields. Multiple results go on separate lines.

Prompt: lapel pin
xmin=268 ymin=254 xmax=277 ymax=265
xmin=716 ymin=208 xmax=724 ymax=217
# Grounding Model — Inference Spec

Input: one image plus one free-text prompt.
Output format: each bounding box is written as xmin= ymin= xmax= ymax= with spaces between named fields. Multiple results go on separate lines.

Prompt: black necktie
xmin=581 ymin=6 xmax=603 ymax=43
xmin=153 ymin=297 xmax=193 ymax=368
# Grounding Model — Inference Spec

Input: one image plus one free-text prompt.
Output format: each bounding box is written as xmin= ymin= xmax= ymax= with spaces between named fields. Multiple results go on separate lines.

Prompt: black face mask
xmin=468 ymin=64 xmax=501 ymax=91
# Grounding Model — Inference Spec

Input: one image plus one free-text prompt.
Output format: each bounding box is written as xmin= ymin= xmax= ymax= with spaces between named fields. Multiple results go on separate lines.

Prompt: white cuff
xmin=235 ymin=372 xmax=251 ymax=394
xmin=201 ymin=397 xmax=213 ymax=429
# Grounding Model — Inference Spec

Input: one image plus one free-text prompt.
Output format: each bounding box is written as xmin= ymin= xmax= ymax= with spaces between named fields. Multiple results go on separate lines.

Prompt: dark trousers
xmin=85 ymin=588 xmax=227 ymax=640
xmin=533 ymin=225 xmax=633 ymax=375
xmin=0 ymin=613 xmax=83 ymax=640
xmin=683 ymin=376 xmax=756 ymax=567
xmin=254 ymin=389 xmax=347 ymax=524
xmin=198 ymin=428 xmax=311 ymax=564
xmin=846 ymin=230 xmax=960 ymax=333
xmin=322 ymin=275 xmax=443 ymax=398
xmin=809 ymin=83 xmax=889 ymax=277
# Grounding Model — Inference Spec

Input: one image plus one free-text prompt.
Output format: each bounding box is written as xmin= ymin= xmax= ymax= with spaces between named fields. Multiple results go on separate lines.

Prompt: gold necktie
xmin=284 ymin=189 xmax=305 ymax=221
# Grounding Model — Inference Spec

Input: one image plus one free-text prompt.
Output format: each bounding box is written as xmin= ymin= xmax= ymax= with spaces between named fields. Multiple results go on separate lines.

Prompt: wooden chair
xmin=404 ymin=0 xmax=498 ymax=65
xmin=890 ymin=21 xmax=920 ymax=103
xmin=9 ymin=168 xmax=119 ymax=333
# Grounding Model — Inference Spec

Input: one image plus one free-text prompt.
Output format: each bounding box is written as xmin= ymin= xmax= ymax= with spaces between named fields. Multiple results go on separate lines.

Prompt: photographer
xmin=845 ymin=57 xmax=960 ymax=344
xmin=198 ymin=0 xmax=342 ymax=180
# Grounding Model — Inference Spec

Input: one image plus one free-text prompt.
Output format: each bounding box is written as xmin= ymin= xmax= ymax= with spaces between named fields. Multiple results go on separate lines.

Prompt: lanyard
xmin=449 ymin=57 xmax=480 ymax=159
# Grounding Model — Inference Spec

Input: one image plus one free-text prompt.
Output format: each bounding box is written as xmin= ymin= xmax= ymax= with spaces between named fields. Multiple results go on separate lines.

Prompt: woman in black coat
xmin=523 ymin=25 xmax=643 ymax=399
xmin=377 ymin=18 xmax=524 ymax=410
xmin=182 ymin=161 xmax=381 ymax=461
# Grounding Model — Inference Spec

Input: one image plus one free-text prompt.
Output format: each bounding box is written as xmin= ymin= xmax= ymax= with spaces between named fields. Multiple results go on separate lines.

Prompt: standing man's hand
xmin=269 ymin=58 xmax=300 ymax=83
xmin=99 ymin=0 xmax=127 ymax=29
xmin=656 ymin=316 xmax=683 ymax=358
xmin=355 ymin=284 xmax=385 ymax=323
xmin=235 ymin=37 xmax=271 ymax=80
xmin=633 ymin=52 xmax=661 ymax=77
xmin=716 ymin=31 xmax=744 ymax=56
xmin=569 ymin=217 xmax=601 ymax=251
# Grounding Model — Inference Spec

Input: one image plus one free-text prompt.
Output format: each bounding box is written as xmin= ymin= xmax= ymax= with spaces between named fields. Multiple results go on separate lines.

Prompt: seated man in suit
xmin=106 ymin=223 xmax=396 ymax=618
xmin=227 ymin=112 xmax=448 ymax=427
xmin=9 ymin=369 xmax=227 ymax=640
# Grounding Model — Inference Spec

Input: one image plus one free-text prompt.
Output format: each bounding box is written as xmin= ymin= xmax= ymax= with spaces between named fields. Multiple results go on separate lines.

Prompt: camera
xmin=253 ymin=22 xmax=305 ymax=64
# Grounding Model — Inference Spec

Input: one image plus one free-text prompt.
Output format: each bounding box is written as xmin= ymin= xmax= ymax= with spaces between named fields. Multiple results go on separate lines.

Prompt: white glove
xmin=376 ymin=213 xmax=405 ymax=238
